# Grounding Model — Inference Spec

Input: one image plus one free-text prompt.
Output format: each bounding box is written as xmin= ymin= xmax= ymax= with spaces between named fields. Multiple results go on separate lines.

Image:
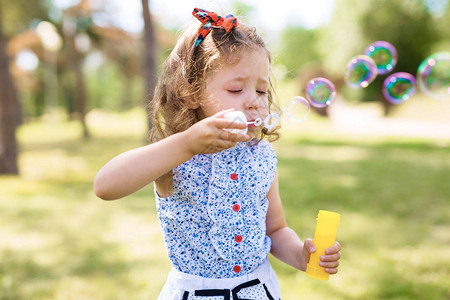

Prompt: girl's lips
xmin=247 ymin=118 xmax=262 ymax=129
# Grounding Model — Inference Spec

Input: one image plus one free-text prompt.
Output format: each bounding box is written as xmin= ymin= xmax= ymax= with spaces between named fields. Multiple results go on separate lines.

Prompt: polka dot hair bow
xmin=192 ymin=8 xmax=238 ymax=47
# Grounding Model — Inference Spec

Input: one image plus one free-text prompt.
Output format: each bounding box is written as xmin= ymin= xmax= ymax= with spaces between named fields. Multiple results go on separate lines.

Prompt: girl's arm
xmin=94 ymin=131 xmax=193 ymax=200
xmin=266 ymin=170 xmax=341 ymax=273
xmin=94 ymin=110 xmax=248 ymax=200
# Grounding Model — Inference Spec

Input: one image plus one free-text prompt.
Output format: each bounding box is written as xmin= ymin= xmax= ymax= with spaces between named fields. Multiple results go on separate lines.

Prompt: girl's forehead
xmin=223 ymin=47 xmax=269 ymax=65
xmin=215 ymin=49 xmax=270 ymax=79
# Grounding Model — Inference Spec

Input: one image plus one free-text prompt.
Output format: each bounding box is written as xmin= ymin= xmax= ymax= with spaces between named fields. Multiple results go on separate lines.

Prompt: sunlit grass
xmin=1 ymin=106 xmax=449 ymax=299
xmin=273 ymin=125 xmax=450 ymax=299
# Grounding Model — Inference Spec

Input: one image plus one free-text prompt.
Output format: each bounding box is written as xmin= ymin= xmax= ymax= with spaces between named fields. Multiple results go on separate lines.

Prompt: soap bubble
xmin=382 ymin=72 xmax=417 ymax=104
xmin=306 ymin=77 xmax=336 ymax=107
xmin=364 ymin=41 xmax=398 ymax=75
xmin=416 ymin=52 xmax=450 ymax=100
xmin=285 ymin=96 xmax=310 ymax=122
xmin=345 ymin=55 xmax=378 ymax=89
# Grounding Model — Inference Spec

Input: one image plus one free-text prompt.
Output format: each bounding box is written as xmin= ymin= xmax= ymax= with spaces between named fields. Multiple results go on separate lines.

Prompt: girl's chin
xmin=247 ymin=127 xmax=262 ymax=138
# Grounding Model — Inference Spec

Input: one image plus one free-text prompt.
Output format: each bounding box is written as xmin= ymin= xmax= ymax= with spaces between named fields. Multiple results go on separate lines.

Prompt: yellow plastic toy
xmin=306 ymin=210 xmax=340 ymax=281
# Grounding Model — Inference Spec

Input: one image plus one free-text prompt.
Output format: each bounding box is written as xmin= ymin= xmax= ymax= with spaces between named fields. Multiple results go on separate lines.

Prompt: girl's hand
xmin=301 ymin=239 xmax=342 ymax=274
xmin=185 ymin=109 xmax=250 ymax=155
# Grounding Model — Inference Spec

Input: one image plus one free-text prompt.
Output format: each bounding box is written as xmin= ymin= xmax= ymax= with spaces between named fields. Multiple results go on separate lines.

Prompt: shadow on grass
xmin=0 ymin=240 xmax=133 ymax=299
xmin=4 ymin=129 xmax=449 ymax=299
xmin=295 ymin=136 xmax=450 ymax=151
xmin=325 ymin=259 xmax=450 ymax=300
xmin=365 ymin=264 xmax=450 ymax=300
xmin=278 ymin=138 xmax=450 ymax=224
xmin=274 ymin=138 xmax=450 ymax=299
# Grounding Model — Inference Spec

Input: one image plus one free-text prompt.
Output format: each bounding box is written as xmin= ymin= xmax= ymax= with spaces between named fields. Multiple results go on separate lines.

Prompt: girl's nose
xmin=244 ymin=95 xmax=260 ymax=111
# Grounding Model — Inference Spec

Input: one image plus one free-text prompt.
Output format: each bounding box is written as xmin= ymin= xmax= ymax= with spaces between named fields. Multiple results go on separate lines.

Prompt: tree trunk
xmin=64 ymin=15 xmax=90 ymax=139
xmin=73 ymin=51 xmax=89 ymax=138
xmin=142 ymin=0 xmax=158 ymax=132
xmin=120 ymin=74 xmax=133 ymax=111
xmin=0 ymin=8 xmax=19 ymax=174
xmin=380 ymin=96 xmax=394 ymax=116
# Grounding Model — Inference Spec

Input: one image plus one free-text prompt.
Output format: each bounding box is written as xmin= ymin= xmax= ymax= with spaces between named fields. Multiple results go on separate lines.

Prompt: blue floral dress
xmin=155 ymin=140 xmax=277 ymax=279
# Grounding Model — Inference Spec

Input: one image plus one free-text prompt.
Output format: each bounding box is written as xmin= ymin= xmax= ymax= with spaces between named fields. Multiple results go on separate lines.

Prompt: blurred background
xmin=0 ymin=0 xmax=449 ymax=299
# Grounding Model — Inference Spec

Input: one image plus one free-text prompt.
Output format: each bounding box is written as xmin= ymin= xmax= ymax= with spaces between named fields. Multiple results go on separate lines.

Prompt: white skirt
xmin=157 ymin=259 xmax=281 ymax=300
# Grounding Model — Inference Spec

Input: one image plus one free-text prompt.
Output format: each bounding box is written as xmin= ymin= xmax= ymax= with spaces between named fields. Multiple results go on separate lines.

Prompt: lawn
xmin=1 ymin=106 xmax=449 ymax=299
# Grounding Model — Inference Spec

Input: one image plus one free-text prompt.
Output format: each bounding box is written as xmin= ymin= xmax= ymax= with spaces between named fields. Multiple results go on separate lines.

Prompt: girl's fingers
xmin=304 ymin=239 xmax=316 ymax=254
xmin=203 ymin=137 xmax=239 ymax=153
xmin=209 ymin=110 xmax=247 ymax=130
xmin=212 ymin=108 xmax=235 ymax=118
xmin=319 ymin=261 xmax=339 ymax=268
xmin=216 ymin=117 xmax=247 ymax=130
xmin=325 ymin=241 xmax=341 ymax=255
xmin=197 ymin=130 xmax=248 ymax=154
xmin=325 ymin=268 xmax=339 ymax=274
xmin=219 ymin=131 xmax=249 ymax=142
xmin=320 ymin=252 xmax=341 ymax=262
xmin=301 ymin=239 xmax=315 ymax=265
xmin=193 ymin=110 xmax=252 ymax=154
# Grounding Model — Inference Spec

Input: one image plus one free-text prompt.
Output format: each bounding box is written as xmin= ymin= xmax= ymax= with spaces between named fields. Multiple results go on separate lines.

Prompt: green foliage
xmin=5 ymin=0 xmax=450 ymax=119
xmin=1 ymin=110 xmax=449 ymax=299
xmin=276 ymin=26 xmax=321 ymax=78
xmin=357 ymin=0 xmax=438 ymax=103
xmin=19 ymin=66 xmax=46 ymax=118
xmin=424 ymin=0 xmax=450 ymax=54
xmin=85 ymin=64 xmax=144 ymax=111
xmin=231 ymin=0 xmax=255 ymax=17
xmin=313 ymin=0 xmax=444 ymax=108
xmin=0 ymin=0 xmax=49 ymax=35
xmin=316 ymin=0 xmax=372 ymax=77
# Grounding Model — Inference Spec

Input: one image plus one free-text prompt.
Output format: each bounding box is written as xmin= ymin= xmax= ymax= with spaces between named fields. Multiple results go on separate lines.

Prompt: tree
xmin=278 ymin=26 xmax=341 ymax=116
xmin=0 ymin=0 xmax=48 ymax=173
xmin=359 ymin=0 xmax=438 ymax=114
xmin=277 ymin=26 xmax=321 ymax=79
xmin=0 ymin=7 xmax=19 ymax=174
xmin=141 ymin=0 xmax=158 ymax=132
xmin=318 ymin=0 xmax=439 ymax=115
xmin=62 ymin=2 xmax=94 ymax=138
xmin=8 ymin=29 xmax=47 ymax=118
xmin=93 ymin=26 xmax=141 ymax=111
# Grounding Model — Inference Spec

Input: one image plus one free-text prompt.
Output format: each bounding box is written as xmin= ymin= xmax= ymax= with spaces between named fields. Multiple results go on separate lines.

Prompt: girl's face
xmin=199 ymin=48 xmax=270 ymax=137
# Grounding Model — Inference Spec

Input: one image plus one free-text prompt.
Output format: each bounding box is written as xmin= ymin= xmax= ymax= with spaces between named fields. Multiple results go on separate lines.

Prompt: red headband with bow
xmin=192 ymin=8 xmax=238 ymax=47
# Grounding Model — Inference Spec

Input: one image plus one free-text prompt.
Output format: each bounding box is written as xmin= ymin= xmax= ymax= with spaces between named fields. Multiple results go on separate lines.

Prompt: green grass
xmin=1 ymin=108 xmax=449 ymax=299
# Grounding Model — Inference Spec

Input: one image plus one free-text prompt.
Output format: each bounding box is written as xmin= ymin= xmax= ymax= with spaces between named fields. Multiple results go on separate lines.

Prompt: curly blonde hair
xmin=148 ymin=16 xmax=280 ymax=144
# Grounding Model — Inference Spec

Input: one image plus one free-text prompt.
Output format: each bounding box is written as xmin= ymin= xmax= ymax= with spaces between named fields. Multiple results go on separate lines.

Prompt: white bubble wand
xmin=223 ymin=77 xmax=338 ymax=133
xmin=223 ymin=96 xmax=312 ymax=134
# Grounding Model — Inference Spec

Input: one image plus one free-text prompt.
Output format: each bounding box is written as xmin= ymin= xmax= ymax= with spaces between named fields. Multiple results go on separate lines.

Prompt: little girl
xmin=94 ymin=8 xmax=341 ymax=299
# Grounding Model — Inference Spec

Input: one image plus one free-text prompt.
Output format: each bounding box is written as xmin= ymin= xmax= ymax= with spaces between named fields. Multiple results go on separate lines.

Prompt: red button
xmin=230 ymin=173 xmax=238 ymax=180
xmin=235 ymin=235 xmax=242 ymax=243
xmin=232 ymin=204 xmax=240 ymax=212
xmin=233 ymin=265 xmax=241 ymax=273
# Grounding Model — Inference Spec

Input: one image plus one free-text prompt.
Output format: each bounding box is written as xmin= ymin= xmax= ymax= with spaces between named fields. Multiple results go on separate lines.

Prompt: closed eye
xmin=257 ymin=90 xmax=268 ymax=95
xmin=228 ymin=90 xmax=242 ymax=94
